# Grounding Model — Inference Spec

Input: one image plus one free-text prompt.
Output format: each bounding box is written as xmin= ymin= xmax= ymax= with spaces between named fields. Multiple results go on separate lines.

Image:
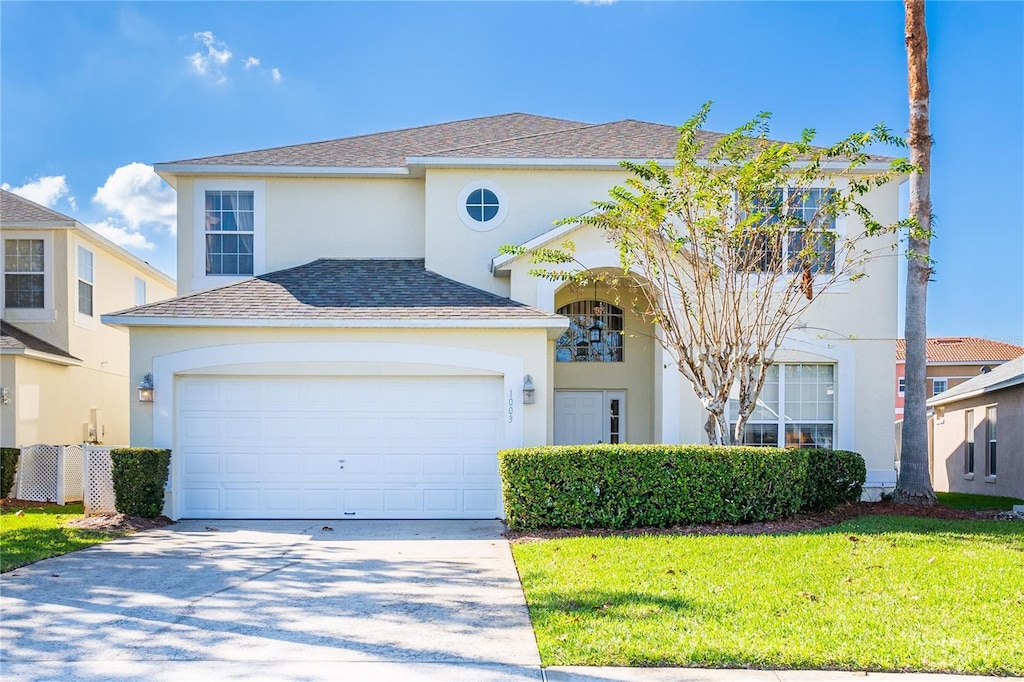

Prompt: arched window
xmin=555 ymin=300 xmax=624 ymax=362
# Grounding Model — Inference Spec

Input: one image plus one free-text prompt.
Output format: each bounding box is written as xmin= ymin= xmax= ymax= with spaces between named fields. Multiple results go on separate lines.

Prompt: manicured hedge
xmin=111 ymin=448 xmax=171 ymax=518
xmin=498 ymin=444 xmax=866 ymax=530
xmin=1 ymin=448 xmax=19 ymax=499
xmin=798 ymin=448 xmax=866 ymax=512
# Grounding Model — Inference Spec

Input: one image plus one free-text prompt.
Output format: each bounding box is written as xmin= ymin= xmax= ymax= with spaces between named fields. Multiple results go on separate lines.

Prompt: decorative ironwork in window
xmin=555 ymin=300 xmax=625 ymax=363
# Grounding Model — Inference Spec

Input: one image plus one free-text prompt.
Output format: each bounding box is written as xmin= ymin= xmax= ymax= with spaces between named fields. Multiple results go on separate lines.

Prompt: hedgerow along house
xmin=102 ymin=114 xmax=903 ymax=520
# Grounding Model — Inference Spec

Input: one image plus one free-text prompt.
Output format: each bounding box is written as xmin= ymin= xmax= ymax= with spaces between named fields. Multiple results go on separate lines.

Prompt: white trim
xmin=491 ymin=222 xmax=583 ymax=273
xmin=101 ymin=314 xmax=568 ymax=330
xmin=409 ymin=157 xmax=896 ymax=171
xmin=155 ymin=164 xmax=409 ymax=185
xmin=776 ymin=336 xmax=856 ymax=451
xmin=0 ymin=348 xmax=81 ymax=366
xmin=150 ymin=341 xmax=527 ymax=520
xmin=457 ymin=181 xmax=509 ymax=231
xmin=191 ymin=180 xmax=266 ymax=292
xmin=928 ymin=375 xmax=1024 ymax=407
xmin=1 ymin=232 xmax=55 ymax=322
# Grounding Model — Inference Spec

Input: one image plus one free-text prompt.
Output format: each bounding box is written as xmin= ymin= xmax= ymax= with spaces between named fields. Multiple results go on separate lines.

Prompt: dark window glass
xmin=78 ymin=281 xmax=93 ymax=317
xmin=4 ymin=274 xmax=44 ymax=308
xmin=205 ymin=190 xmax=255 ymax=275
xmin=965 ymin=410 xmax=975 ymax=474
xmin=465 ymin=187 xmax=501 ymax=223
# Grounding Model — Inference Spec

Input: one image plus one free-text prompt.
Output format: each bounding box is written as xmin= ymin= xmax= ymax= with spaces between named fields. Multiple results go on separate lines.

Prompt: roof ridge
xmin=164 ymin=113 xmax=587 ymax=165
xmin=421 ymin=121 xmax=600 ymax=157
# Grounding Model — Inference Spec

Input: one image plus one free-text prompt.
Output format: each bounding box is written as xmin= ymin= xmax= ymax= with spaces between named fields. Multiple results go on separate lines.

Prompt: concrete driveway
xmin=0 ymin=520 xmax=542 ymax=681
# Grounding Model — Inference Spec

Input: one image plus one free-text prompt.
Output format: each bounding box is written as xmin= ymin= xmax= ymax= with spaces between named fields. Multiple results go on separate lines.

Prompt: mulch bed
xmin=506 ymin=502 xmax=1019 ymax=542
xmin=1 ymin=498 xmax=174 ymax=532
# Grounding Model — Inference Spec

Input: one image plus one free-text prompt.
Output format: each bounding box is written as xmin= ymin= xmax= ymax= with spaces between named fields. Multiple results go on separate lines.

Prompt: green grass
xmin=0 ymin=503 xmax=123 ymax=572
xmin=937 ymin=492 xmax=1024 ymax=511
xmin=513 ymin=516 xmax=1024 ymax=675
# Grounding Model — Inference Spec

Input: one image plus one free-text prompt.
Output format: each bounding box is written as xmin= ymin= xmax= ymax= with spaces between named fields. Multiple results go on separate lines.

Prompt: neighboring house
xmin=1 ymin=190 xmax=176 ymax=448
xmin=895 ymin=337 xmax=1024 ymax=419
xmin=102 ymin=113 xmax=903 ymax=521
xmin=927 ymin=354 xmax=1023 ymax=499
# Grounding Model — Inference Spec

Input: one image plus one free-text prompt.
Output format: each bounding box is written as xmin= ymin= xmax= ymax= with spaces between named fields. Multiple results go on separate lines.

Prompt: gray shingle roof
xmin=165 ymin=113 xmax=591 ymax=168
xmin=161 ymin=113 xmax=891 ymax=170
xmin=0 ymin=321 xmax=79 ymax=360
xmin=0 ymin=189 xmax=75 ymax=224
xmin=106 ymin=259 xmax=565 ymax=323
xmin=928 ymin=353 xmax=1024 ymax=406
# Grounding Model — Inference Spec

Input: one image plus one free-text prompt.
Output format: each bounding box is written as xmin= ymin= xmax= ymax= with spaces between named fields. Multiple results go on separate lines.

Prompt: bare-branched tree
xmin=504 ymin=103 xmax=913 ymax=445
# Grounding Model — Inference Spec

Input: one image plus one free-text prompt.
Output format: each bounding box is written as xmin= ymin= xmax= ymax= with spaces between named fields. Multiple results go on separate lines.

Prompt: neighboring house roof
xmin=896 ymin=337 xmax=1024 ymax=363
xmin=103 ymin=259 xmax=567 ymax=328
xmin=158 ymin=113 xmax=891 ymax=172
xmin=928 ymin=353 xmax=1024 ymax=407
xmin=0 ymin=190 xmax=175 ymax=289
xmin=0 ymin=189 xmax=76 ymax=224
xmin=0 ymin=320 xmax=80 ymax=363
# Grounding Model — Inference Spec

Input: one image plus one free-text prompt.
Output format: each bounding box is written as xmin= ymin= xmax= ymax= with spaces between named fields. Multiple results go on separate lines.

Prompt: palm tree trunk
xmin=895 ymin=0 xmax=937 ymax=505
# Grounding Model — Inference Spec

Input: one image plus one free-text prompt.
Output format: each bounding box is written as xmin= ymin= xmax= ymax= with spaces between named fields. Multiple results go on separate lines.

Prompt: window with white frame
xmin=898 ymin=377 xmax=906 ymax=395
xmin=4 ymin=239 xmax=45 ymax=308
xmin=742 ymin=188 xmax=837 ymax=275
xmin=986 ymin=406 xmax=997 ymax=477
xmin=205 ymin=190 xmax=254 ymax=275
xmin=932 ymin=378 xmax=947 ymax=396
xmin=134 ymin=277 xmax=146 ymax=306
xmin=729 ymin=364 xmax=835 ymax=448
xmin=77 ymin=246 xmax=94 ymax=316
xmin=965 ymin=410 xmax=975 ymax=475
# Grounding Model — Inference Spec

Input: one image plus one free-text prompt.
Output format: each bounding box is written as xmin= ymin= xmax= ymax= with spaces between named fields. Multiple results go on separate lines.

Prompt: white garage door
xmin=176 ymin=375 xmax=505 ymax=519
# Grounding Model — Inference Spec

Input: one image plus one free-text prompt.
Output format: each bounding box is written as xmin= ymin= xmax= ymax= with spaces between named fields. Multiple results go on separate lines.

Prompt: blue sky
xmin=2 ymin=1 xmax=1021 ymax=342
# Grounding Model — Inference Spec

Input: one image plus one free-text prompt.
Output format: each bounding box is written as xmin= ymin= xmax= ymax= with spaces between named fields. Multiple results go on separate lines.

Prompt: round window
xmin=457 ymin=182 xmax=508 ymax=231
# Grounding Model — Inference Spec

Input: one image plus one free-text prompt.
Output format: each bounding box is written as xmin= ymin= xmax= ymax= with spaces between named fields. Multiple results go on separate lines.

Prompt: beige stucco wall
xmin=128 ymin=325 xmax=553 ymax=451
xmin=174 ymin=175 xmax=425 ymax=295
xmin=931 ymin=388 xmax=1023 ymax=499
xmin=424 ymin=168 xmax=629 ymax=296
xmin=2 ymin=227 xmax=175 ymax=448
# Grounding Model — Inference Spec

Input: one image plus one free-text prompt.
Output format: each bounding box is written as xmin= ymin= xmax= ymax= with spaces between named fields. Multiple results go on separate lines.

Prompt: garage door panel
xmin=178 ymin=375 xmax=504 ymax=519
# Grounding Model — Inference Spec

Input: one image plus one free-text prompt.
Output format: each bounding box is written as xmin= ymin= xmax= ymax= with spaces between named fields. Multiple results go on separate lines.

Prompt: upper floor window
xmin=555 ymin=300 xmax=624 ymax=362
xmin=932 ymin=378 xmax=947 ymax=396
xmin=742 ymin=187 xmax=837 ymax=275
xmin=457 ymin=181 xmax=508 ymax=231
xmin=205 ymin=190 xmax=254 ymax=276
xmin=965 ymin=409 xmax=975 ymax=475
xmin=77 ymin=246 xmax=94 ymax=316
xmin=4 ymin=239 xmax=44 ymax=308
xmin=898 ymin=377 xmax=906 ymax=395
xmin=134 ymin=277 xmax=147 ymax=306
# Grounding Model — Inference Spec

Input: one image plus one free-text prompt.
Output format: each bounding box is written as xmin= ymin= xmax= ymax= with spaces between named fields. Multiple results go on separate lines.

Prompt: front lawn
xmin=936 ymin=492 xmax=1024 ymax=510
xmin=513 ymin=515 xmax=1023 ymax=675
xmin=0 ymin=503 xmax=123 ymax=572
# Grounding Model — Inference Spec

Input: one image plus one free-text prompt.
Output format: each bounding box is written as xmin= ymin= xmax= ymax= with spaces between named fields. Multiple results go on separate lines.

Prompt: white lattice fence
xmin=13 ymin=444 xmax=85 ymax=504
xmin=83 ymin=446 xmax=117 ymax=515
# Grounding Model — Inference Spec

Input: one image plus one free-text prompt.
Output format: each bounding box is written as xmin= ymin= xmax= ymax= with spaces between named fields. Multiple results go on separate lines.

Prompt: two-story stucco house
xmin=1 ymin=189 xmax=176 ymax=448
xmin=103 ymin=113 xmax=902 ymax=521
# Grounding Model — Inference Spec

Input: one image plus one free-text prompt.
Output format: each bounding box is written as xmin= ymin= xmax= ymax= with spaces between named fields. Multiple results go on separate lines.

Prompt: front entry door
xmin=554 ymin=390 xmax=625 ymax=445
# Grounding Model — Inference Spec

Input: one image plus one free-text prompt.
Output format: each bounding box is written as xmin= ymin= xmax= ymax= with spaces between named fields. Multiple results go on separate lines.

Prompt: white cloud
xmin=271 ymin=68 xmax=282 ymax=82
xmin=1 ymin=175 xmax=75 ymax=210
xmin=93 ymin=163 xmax=177 ymax=234
xmin=245 ymin=56 xmax=260 ymax=69
xmin=89 ymin=219 xmax=156 ymax=250
xmin=189 ymin=30 xmax=232 ymax=83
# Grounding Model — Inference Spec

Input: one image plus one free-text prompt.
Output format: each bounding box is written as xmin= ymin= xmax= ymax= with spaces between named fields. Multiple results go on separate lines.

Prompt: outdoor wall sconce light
xmin=0 ymin=387 xmax=9 ymax=405
xmin=523 ymin=375 xmax=536 ymax=404
xmin=588 ymin=320 xmax=603 ymax=344
xmin=138 ymin=373 xmax=154 ymax=403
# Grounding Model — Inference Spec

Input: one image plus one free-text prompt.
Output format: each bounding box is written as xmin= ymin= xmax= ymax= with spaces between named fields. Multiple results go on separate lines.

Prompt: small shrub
xmin=498 ymin=444 xmax=809 ymax=531
xmin=0 ymin=448 xmax=19 ymax=498
xmin=799 ymin=448 xmax=866 ymax=512
xmin=110 ymin=448 xmax=171 ymax=518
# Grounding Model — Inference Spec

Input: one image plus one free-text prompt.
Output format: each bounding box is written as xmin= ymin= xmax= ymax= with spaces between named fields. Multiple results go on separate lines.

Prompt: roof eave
xmin=100 ymin=315 xmax=569 ymax=331
xmin=1 ymin=347 xmax=82 ymax=366
xmin=154 ymin=163 xmax=411 ymax=181
xmin=927 ymin=374 xmax=1024 ymax=407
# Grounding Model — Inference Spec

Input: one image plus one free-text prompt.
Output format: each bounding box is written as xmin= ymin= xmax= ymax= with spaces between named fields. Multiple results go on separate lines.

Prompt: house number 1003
xmin=508 ymin=390 xmax=514 ymax=423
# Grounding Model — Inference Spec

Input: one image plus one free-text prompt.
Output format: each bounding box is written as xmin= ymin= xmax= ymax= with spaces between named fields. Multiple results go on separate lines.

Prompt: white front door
xmin=176 ymin=375 xmax=504 ymax=519
xmin=554 ymin=390 xmax=625 ymax=445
